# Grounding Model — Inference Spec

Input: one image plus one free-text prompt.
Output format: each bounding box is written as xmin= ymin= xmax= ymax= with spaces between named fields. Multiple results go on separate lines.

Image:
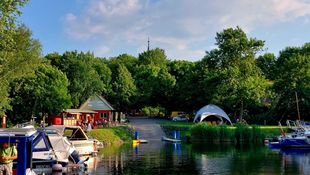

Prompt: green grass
xmin=87 ymin=126 xmax=133 ymax=145
xmin=160 ymin=121 xmax=193 ymax=140
xmin=160 ymin=121 xmax=286 ymax=144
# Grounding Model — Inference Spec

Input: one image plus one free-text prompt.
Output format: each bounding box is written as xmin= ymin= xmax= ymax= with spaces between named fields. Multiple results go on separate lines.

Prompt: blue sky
xmin=20 ymin=0 xmax=310 ymax=61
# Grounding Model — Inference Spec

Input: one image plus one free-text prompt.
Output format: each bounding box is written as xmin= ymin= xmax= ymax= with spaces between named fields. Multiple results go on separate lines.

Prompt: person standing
xmin=86 ymin=122 xmax=92 ymax=132
xmin=0 ymin=143 xmax=17 ymax=175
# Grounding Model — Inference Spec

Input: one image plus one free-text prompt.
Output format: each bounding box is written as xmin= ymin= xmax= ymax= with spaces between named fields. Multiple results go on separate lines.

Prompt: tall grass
xmin=191 ymin=123 xmax=266 ymax=144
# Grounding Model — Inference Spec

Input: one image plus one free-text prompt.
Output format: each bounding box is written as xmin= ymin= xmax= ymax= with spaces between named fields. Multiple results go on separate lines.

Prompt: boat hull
xmin=162 ymin=136 xmax=181 ymax=143
xmin=281 ymin=139 xmax=310 ymax=148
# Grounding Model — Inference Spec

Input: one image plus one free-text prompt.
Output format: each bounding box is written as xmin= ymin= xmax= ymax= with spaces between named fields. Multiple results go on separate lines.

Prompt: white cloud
xmin=88 ymin=0 xmax=141 ymax=18
xmin=95 ymin=45 xmax=110 ymax=57
xmin=63 ymin=0 xmax=310 ymax=59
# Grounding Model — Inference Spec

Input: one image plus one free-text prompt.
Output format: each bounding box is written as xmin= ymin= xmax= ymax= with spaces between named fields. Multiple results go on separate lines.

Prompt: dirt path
xmin=128 ymin=117 xmax=166 ymax=141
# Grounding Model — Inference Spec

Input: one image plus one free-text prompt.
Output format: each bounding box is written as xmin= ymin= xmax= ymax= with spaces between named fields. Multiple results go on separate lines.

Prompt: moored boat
xmin=46 ymin=125 xmax=103 ymax=155
xmin=268 ymin=120 xmax=310 ymax=149
xmin=32 ymin=128 xmax=88 ymax=170
xmin=162 ymin=136 xmax=181 ymax=143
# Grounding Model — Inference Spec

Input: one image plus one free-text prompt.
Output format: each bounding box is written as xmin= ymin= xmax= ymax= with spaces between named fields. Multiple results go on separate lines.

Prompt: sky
xmin=19 ymin=0 xmax=310 ymax=61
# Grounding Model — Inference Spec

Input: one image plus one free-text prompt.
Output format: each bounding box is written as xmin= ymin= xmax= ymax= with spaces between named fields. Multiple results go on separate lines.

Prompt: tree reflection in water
xmin=85 ymin=143 xmax=310 ymax=175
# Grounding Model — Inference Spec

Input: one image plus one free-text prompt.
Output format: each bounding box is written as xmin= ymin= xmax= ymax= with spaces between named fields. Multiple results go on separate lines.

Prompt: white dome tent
xmin=193 ymin=104 xmax=232 ymax=125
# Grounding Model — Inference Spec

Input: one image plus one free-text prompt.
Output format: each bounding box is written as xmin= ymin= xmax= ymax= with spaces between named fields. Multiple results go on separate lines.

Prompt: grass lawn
xmin=87 ymin=126 xmax=133 ymax=145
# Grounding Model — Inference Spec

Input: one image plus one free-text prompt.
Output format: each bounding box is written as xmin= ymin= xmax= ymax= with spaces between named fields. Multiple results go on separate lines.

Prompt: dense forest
xmin=1 ymin=1 xmax=310 ymax=125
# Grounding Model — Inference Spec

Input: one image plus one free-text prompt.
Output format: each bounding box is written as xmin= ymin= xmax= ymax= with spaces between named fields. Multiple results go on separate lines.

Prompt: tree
xmin=9 ymin=64 xmax=71 ymax=123
xmin=1 ymin=25 xmax=42 ymax=113
xmin=135 ymin=65 xmax=176 ymax=108
xmin=138 ymin=48 xmax=168 ymax=67
xmin=256 ymin=53 xmax=276 ymax=80
xmin=110 ymin=64 xmax=136 ymax=111
xmin=108 ymin=54 xmax=138 ymax=74
xmin=46 ymin=51 xmax=105 ymax=107
xmin=0 ymin=0 xmax=29 ymax=51
xmin=167 ymin=60 xmax=199 ymax=111
xmin=135 ymin=48 xmax=175 ymax=109
xmin=0 ymin=0 xmax=34 ymax=113
xmin=273 ymin=43 xmax=310 ymax=120
xmin=202 ymin=27 xmax=268 ymax=120
xmin=92 ymin=58 xmax=112 ymax=95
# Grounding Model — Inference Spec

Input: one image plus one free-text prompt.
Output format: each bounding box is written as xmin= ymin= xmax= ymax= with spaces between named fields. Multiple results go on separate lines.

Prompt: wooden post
xmin=1 ymin=113 xmax=6 ymax=128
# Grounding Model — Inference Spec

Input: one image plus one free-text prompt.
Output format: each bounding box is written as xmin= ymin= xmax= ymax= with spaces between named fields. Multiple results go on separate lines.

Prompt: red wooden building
xmin=49 ymin=95 xmax=115 ymax=126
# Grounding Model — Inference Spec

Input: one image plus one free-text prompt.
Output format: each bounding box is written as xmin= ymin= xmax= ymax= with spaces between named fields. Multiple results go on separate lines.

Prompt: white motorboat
xmin=46 ymin=125 xmax=103 ymax=155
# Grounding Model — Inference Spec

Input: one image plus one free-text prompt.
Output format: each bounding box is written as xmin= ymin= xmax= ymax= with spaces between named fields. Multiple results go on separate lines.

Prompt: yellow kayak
xmin=133 ymin=139 xmax=148 ymax=144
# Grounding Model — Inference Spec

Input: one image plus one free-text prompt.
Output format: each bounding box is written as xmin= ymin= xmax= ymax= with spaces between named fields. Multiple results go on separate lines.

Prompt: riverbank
xmin=87 ymin=126 xmax=133 ymax=146
xmin=160 ymin=121 xmax=286 ymax=143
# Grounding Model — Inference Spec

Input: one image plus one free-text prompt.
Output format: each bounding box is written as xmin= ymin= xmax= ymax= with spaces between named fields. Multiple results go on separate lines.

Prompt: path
xmin=128 ymin=117 xmax=166 ymax=141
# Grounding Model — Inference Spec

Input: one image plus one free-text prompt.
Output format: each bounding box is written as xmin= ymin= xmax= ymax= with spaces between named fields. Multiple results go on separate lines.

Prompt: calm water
xmin=81 ymin=141 xmax=310 ymax=175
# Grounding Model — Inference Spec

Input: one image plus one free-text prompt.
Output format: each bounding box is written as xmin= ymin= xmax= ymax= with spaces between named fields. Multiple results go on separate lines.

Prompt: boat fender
xmin=93 ymin=141 xmax=97 ymax=152
xmin=52 ymin=164 xmax=63 ymax=172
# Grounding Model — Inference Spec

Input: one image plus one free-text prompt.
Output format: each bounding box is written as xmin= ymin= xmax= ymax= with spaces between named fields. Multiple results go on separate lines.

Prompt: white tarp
xmin=193 ymin=104 xmax=232 ymax=125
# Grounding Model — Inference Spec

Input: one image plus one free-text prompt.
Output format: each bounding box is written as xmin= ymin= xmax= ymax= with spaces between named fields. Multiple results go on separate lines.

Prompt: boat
xmin=0 ymin=127 xmax=38 ymax=175
xmin=269 ymin=120 xmax=310 ymax=149
xmin=280 ymin=130 xmax=310 ymax=148
xmin=32 ymin=128 xmax=88 ymax=172
xmin=132 ymin=139 xmax=148 ymax=144
xmin=46 ymin=125 xmax=103 ymax=155
xmin=161 ymin=136 xmax=181 ymax=143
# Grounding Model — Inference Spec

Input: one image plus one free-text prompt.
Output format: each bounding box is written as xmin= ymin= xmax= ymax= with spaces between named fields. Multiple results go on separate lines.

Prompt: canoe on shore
xmin=161 ymin=136 xmax=181 ymax=143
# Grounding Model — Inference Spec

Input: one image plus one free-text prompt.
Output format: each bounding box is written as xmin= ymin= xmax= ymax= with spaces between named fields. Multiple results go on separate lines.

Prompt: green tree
xmin=256 ymin=53 xmax=276 ymax=80
xmin=138 ymin=48 xmax=168 ymax=67
xmin=135 ymin=65 xmax=176 ymax=108
xmin=133 ymin=48 xmax=175 ymax=110
xmin=46 ymin=51 xmax=105 ymax=107
xmin=92 ymin=58 xmax=112 ymax=95
xmin=0 ymin=0 xmax=35 ymax=113
xmin=168 ymin=60 xmax=199 ymax=111
xmin=108 ymin=54 xmax=138 ymax=74
xmin=110 ymin=64 xmax=136 ymax=111
xmin=1 ymin=25 xmax=42 ymax=113
xmin=202 ymin=27 xmax=268 ymax=120
xmin=9 ymin=64 xmax=71 ymax=123
xmin=273 ymin=43 xmax=310 ymax=120
xmin=0 ymin=0 xmax=29 ymax=50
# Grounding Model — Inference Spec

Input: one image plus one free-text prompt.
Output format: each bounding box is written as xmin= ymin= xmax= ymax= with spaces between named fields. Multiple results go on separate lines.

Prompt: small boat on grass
xmin=161 ymin=136 xmax=181 ymax=143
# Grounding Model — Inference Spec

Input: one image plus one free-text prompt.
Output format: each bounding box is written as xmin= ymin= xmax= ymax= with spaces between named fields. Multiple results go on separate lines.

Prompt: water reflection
xmin=84 ymin=143 xmax=310 ymax=175
xmin=280 ymin=149 xmax=310 ymax=175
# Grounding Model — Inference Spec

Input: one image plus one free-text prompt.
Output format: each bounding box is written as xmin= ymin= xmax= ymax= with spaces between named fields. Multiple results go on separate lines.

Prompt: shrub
xmin=141 ymin=106 xmax=166 ymax=117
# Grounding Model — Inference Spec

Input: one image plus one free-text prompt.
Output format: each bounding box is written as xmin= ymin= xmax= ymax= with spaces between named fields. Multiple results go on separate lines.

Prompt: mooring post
xmin=135 ymin=131 xmax=139 ymax=140
xmin=177 ymin=130 xmax=181 ymax=140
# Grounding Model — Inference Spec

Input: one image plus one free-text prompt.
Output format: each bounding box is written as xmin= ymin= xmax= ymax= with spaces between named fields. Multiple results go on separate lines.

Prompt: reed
xmin=191 ymin=123 xmax=266 ymax=144
xmin=190 ymin=123 xmax=220 ymax=143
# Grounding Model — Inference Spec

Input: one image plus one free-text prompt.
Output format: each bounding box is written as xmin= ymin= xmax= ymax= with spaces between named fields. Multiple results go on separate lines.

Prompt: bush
xmin=141 ymin=106 xmax=166 ymax=117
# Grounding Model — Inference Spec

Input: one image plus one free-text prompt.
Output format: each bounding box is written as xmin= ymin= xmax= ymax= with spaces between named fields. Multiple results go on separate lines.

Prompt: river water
xmin=84 ymin=141 xmax=310 ymax=175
